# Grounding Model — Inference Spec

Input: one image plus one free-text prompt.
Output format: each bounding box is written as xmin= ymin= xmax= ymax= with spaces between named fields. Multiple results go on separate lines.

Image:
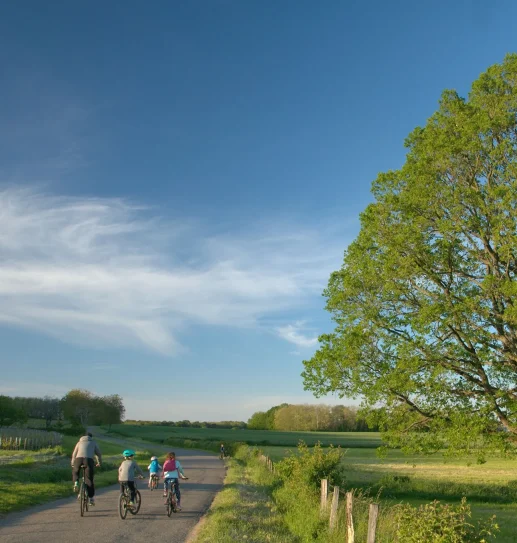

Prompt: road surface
xmin=0 ymin=436 xmax=225 ymax=543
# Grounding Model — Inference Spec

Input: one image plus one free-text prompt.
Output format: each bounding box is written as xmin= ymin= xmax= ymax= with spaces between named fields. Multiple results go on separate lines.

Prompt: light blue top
xmin=148 ymin=459 xmax=162 ymax=474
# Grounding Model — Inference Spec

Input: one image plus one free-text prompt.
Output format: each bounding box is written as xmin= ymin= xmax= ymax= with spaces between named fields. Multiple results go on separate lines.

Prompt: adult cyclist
xmin=71 ymin=432 xmax=102 ymax=506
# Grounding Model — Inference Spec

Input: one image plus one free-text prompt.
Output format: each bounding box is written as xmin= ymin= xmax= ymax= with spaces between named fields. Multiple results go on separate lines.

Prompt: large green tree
xmin=303 ymin=55 xmax=517 ymax=457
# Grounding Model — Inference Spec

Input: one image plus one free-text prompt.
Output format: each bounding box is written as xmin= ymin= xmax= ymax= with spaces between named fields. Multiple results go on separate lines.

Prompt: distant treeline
xmin=124 ymin=419 xmax=247 ymax=429
xmin=125 ymin=403 xmax=378 ymax=433
xmin=247 ymin=403 xmax=378 ymax=432
xmin=0 ymin=389 xmax=125 ymax=431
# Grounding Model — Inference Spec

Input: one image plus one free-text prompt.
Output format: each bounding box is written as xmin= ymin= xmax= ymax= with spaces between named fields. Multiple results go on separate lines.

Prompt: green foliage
xmin=60 ymin=389 xmax=125 ymax=427
xmin=303 ymin=54 xmax=517 ymax=455
xmin=247 ymin=410 xmax=269 ymax=430
xmin=273 ymin=442 xmax=346 ymax=541
xmin=247 ymin=404 xmax=289 ymax=430
xmin=394 ymin=498 xmax=499 ymax=543
xmin=275 ymin=441 xmax=345 ymax=489
xmin=0 ymin=395 xmax=28 ymax=426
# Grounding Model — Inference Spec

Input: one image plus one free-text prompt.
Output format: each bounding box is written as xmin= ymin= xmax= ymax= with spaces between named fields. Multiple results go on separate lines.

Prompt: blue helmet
xmin=123 ymin=449 xmax=135 ymax=458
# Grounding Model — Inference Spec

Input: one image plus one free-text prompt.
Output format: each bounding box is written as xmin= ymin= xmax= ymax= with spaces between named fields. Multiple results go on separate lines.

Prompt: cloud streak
xmin=276 ymin=322 xmax=319 ymax=348
xmin=0 ymin=187 xmax=346 ymax=354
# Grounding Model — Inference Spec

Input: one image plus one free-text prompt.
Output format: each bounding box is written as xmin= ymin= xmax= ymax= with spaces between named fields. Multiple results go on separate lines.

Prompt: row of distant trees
xmin=247 ymin=403 xmax=378 ymax=432
xmin=0 ymin=389 xmax=125 ymax=430
xmin=125 ymin=419 xmax=247 ymax=429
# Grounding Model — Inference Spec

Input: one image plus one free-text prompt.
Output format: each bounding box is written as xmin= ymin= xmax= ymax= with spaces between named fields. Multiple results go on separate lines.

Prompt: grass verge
xmin=189 ymin=446 xmax=297 ymax=543
xmin=0 ymin=436 xmax=151 ymax=515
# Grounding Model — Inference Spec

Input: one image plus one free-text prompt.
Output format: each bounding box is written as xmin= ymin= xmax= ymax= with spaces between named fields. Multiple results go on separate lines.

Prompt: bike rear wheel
xmin=129 ymin=490 xmax=141 ymax=515
xmin=119 ymin=493 xmax=128 ymax=519
xmin=166 ymin=490 xmax=174 ymax=517
xmin=79 ymin=482 xmax=86 ymax=516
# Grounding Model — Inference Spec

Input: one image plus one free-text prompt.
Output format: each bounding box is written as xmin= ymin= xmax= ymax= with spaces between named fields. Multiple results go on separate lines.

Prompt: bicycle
xmin=164 ymin=477 xmax=187 ymax=517
xmin=119 ymin=481 xmax=142 ymax=519
xmin=78 ymin=464 xmax=89 ymax=517
xmin=149 ymin=473 xmax=159 ymax=491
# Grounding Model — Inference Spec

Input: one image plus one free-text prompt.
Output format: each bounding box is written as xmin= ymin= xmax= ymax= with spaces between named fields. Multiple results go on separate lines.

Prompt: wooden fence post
xmin=329 ymin=486 xmax=339 ymax=530
xmin=320 ymin=479 xmax=328 ymax=513
xmin=346 ymin=492 xmax=355 ymax=543
xmin=367 ymin=503 xmax=379 ymax=543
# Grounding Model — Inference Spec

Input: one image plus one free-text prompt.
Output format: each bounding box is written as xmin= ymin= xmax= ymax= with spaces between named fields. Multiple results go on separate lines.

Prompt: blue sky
xmin=0 ymin=0 xmax=516 ymax=421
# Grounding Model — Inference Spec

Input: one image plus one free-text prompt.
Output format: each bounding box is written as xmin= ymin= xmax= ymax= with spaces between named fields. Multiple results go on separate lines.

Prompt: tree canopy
xmin=303 ymin=54 xmax=517 ymax=457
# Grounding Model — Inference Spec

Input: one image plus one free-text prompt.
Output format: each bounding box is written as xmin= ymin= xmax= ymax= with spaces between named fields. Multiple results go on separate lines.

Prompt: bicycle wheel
xmin=171 ymin=493 xmax=177 ymax=514
xmin=119 ymin=493 xmax=128 ymax=519
xmin=79 ymin=482 xmax=86 ymax=516
xmin=84 ymin=487 xmax=89 ymax=512
xmin=166 ymin=492 xmax=173 ymax=517
xmin=129 ymin=490 xmax=141 ymax=515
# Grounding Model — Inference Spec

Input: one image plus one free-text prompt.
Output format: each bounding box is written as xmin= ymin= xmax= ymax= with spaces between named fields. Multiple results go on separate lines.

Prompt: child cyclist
xmin=148 ymin=455 xmax=162 ymax=488
xmin=162 ymin=451 xmax=188 ymax=511
xmin=118 ymin=449 xmax=144 ymax=507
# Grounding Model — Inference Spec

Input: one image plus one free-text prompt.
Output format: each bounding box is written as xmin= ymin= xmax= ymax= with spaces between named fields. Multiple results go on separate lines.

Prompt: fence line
xmin=258 ymin=455 xmax=379 ymax=541
xmin=0 ymin=428 xmax=62 ymax=450
xmin=323 ymin=479 xmax=378 ymax=542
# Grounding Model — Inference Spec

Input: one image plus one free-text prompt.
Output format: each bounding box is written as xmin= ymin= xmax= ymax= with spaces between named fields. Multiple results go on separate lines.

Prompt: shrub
xmin=394 ymin=498 xmax=499 ymax=543
xmin=275 ymin=441 xmax=345 ymax=490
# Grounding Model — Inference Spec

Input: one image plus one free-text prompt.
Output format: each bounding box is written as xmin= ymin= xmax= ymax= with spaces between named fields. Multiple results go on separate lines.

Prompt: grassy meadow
xmin=262 ymin=445 xmax=517 ymax=542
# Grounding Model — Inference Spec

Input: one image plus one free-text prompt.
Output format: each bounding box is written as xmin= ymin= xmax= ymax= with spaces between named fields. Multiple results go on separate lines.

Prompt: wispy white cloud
xmin=276 ymin=321 xmax=318 ymax=348
xmin=0 ymin=187 xmax=346 ymax=354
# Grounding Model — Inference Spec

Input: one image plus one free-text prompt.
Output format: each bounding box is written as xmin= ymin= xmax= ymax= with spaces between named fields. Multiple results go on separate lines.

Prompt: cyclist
xmin=118 ymin=449 xmax=144 ymax=507
xmin=71 ymin=432 xmax=102 ymax=506
xmin=162 ymin=451 xmax=188 ymax=511
xmin=147 ymin=455 xmax=162 ymax=488
xmin=220 ymin=443 xmax=225 ymax=459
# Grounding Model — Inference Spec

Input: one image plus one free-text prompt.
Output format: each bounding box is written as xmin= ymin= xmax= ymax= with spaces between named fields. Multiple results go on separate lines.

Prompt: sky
xmin=0 ymin=0 xmax=516 ymax=421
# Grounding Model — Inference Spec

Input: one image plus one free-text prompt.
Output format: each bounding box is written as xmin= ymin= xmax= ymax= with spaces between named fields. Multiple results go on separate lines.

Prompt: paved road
xmin=0 ymin=436 xmax=225 ymax=543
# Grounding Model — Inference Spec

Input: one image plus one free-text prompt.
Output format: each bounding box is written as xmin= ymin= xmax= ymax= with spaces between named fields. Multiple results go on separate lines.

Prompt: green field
xmin=106 ymin=424 xmax=382 ymax=448
xmin=262 ymin=445 xmax=517 ymax=543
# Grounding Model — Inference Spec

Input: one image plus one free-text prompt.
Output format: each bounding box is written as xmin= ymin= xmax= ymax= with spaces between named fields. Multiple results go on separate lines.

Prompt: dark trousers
xmin=164 ymin=477 xmax=180 ymax=503
xmin=120 ymin=481 xmax=136 ymax=501
xmin=72 ymin=457 xmax=95 ymax=498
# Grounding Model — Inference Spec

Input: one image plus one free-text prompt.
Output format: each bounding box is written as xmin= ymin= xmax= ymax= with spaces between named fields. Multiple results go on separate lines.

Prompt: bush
xmin=394 ymin=498 xmax=499 ymax=543
xmin=275 ymin=441 xmax=345 ymax=490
